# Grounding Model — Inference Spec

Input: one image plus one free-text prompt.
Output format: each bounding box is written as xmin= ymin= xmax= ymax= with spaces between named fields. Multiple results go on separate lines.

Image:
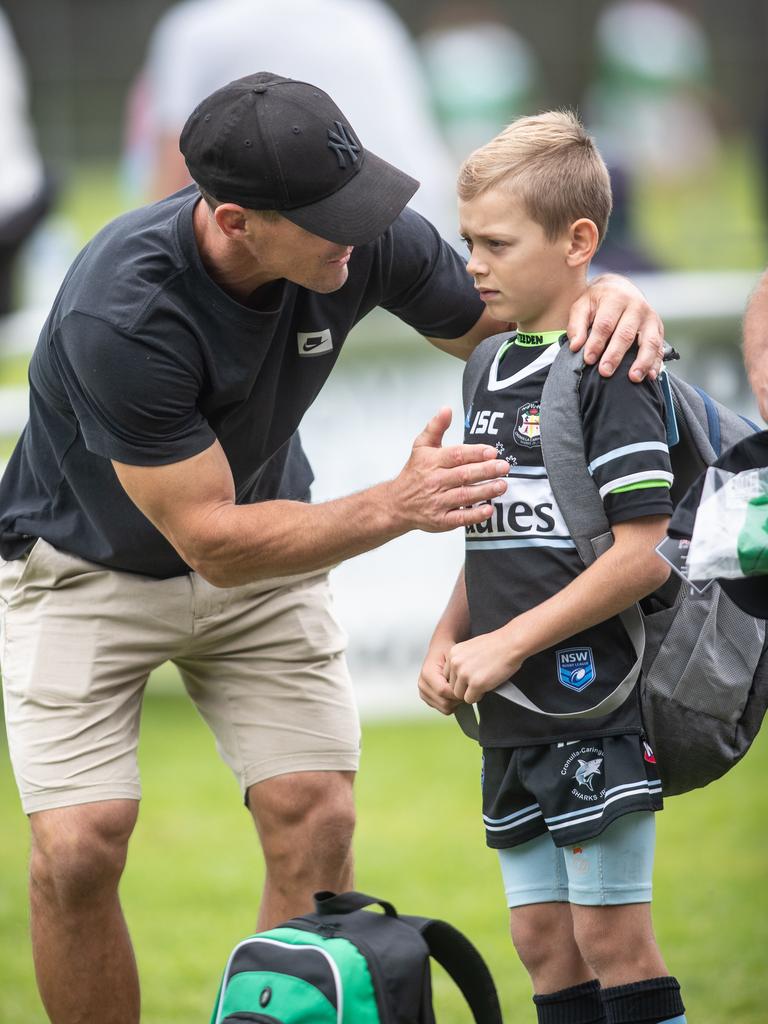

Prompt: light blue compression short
xmin=498 ymin=810 xmax=656 ymax=907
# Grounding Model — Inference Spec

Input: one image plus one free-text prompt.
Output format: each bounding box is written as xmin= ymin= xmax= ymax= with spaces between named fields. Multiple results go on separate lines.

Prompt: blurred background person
xmin=584 ymin=0 xmax=719 ymax=180
xmin=584 ymin=0 xmax=719 ymax=274
xmin=0 ymin=6 xmax=54 ymax=317
xmin=419 ymin=0 xmax=540 ymax=162
xmin=122 ymin=0 xmax=458 ymax=241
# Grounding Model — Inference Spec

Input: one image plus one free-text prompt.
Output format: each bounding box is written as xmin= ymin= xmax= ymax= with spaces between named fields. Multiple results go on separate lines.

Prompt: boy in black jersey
xmin=419 ymin=112 xmax=687 ymax=1024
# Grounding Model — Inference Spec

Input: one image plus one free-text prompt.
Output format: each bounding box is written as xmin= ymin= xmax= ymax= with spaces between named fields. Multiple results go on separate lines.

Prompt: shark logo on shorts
xmin=560 ymin=744 xmax=606 ymax=802
xmin=574 ymin=757 xmax=603 ymax=791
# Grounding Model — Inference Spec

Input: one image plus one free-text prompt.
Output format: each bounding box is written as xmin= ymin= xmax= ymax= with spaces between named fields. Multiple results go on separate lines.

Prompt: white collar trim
xmin=487 ymin=339 xmax=559 ymax=391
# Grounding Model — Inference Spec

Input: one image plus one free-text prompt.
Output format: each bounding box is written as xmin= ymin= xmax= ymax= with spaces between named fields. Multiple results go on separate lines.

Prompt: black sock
xmin=533 ymin=979 xmax=606 ymax=1024
xmin=601 ymin=976 xmax=686 ymax=1024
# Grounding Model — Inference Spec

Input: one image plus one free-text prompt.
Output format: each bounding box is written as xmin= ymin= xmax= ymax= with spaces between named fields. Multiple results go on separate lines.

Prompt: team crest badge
xmin=514 ymin=401 xmax=541 ymax=447
xmin=556 ymin=647 xmax=596 ymax=691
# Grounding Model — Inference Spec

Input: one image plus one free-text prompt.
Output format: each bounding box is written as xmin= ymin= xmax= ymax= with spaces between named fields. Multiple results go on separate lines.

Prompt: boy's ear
xmin=566 ymin=218 xmax=599 ymax=267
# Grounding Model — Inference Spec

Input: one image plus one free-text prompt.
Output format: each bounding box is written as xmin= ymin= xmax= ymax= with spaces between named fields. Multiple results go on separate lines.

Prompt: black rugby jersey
xmin=464 ymin=331 xmax=673 ymax=748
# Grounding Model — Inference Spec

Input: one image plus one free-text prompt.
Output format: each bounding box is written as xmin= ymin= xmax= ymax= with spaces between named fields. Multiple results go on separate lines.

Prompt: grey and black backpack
xmin=458 ymin=335 xmax=768 ymax=796
xmin=210 ymin=890 xmax=502 ymax=1024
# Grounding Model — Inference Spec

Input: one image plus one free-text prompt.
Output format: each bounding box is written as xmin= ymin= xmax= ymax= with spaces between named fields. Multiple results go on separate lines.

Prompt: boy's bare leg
xmin=29 ymin=800 xmax=140 ymax=1024
xmin=510 ymin=903 xmax=596 ymax=994
xmin=570 ymin=903 xmax=668 ymax=988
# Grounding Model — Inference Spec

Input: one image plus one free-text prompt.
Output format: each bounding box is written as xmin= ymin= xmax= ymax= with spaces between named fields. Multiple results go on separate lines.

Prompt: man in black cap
xmin=0 ymin=73 xmax=664 ymax=1023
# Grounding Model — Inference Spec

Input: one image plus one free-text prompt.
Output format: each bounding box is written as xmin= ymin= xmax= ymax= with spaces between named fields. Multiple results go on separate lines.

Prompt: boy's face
xmin=459 ymin=187 xmax=581 ymax=330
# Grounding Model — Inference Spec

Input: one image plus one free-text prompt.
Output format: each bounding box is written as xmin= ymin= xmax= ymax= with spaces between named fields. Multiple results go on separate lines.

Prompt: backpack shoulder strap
xmin=399 ymin=915 xmax=503 ymax=1024
xmin=539 ymin=340 xmax=612 ymax=563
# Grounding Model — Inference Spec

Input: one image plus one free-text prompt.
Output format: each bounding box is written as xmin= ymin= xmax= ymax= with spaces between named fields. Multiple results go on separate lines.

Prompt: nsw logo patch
xmin=514 ymin=401 xmax=541 ymax=447
xmin=556 ymin=647 xmax=596 ymax=691
xmin=297 ymin=329 xmax=333 ymax=357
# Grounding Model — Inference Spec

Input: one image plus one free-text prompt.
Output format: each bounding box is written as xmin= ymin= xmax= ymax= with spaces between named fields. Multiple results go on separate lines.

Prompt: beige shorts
xmin=0 ymin=539 xmax=360 ymax=814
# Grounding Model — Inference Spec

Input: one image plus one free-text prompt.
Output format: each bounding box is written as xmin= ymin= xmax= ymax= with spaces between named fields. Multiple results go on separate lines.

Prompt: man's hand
xmin=388 ymin=407 xmax=509 ymax=532
xmin=567 ymin=273 xmax=665 ymax=382
xmin=446 ymin=627 xmax=525 ymax=705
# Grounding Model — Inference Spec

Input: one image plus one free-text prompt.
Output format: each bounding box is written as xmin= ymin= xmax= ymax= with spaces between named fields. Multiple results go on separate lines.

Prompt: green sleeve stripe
xmin=609 ymin=480 xmax=672 ymax=494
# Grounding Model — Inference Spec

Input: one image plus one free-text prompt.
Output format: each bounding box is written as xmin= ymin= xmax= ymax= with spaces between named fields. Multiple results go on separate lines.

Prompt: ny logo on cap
xmin=327 ymin=121 xmax=360 ymax=168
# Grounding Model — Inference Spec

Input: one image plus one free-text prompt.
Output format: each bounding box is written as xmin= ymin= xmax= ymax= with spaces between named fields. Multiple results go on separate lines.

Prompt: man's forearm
xmin=185 ymin=481 xmax=405 ymax=586
xmin=744 ymin=268 xmax=768 ymax=418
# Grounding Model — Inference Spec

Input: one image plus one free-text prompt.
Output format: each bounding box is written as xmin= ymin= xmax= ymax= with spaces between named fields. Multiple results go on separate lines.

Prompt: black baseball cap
xmin=179 ymin=71 xmax=419 ymax=246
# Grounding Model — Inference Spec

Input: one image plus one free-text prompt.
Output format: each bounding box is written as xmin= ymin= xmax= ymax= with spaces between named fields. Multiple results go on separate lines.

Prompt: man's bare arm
xmin=112 ymin=408 xmax=509 ymax=587
xmin=427 ymin=274 xmax=664 ymax=379
xmin=744 ymin=267 xmax=768 ymax=420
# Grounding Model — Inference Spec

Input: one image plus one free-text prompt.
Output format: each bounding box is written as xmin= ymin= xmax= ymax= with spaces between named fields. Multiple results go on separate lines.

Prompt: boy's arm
xmin=418 ymin=566 xmax=471 ymax=714
xmin=446 ymin=515 xmax=671 ymax=704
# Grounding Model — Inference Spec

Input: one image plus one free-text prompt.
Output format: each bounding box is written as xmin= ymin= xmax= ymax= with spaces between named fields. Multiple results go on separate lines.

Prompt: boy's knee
xmin=572 ymin=904 xmax=661 ymax=979
xmin=510 ymin=904 xmax=576 ymax=979
xmin=30 ymin=801 xmax=137 ymax=908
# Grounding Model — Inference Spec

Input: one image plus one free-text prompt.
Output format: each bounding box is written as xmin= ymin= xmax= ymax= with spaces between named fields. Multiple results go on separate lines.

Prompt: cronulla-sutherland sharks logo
xmin=560 ymin=745 xmax=606 ymax=803
xmin=574 ymin=758 xmax=603 ymax=791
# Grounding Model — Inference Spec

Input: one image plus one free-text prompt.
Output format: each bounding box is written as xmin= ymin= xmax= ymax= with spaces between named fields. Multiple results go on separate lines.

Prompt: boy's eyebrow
xmin=460 ymin=228 xmax=517 ymax=242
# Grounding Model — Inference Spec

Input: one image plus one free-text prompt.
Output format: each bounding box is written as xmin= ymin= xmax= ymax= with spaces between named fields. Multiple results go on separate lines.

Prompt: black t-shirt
xmin=0 ymin=188 xmax=483 ymax=577
xmin=463 ymin=333 xmax=674 ymax=747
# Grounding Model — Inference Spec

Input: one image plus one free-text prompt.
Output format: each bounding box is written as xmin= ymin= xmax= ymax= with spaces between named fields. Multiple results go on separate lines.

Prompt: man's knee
xmin=249 ymin=771 xmax=356 ymax=870
xmin=30 ymin=800 xmax=138 ymax=908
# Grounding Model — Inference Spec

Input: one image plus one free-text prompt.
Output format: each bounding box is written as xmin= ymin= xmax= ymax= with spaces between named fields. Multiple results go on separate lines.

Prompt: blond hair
xmin=458 ymin=110 xmax=612 ymax=243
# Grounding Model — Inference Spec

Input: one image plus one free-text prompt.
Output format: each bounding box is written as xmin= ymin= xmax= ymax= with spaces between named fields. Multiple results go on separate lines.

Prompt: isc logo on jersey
xmin=556 ymin=647 xmax=597 ymax=691
xmin=466 ymin=408 xmax=504 ymax=435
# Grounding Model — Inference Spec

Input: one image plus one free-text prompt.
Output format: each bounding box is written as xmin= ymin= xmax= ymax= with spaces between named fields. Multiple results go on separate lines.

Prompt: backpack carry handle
xmin=314 ymin=890 xmax=398 ymax=918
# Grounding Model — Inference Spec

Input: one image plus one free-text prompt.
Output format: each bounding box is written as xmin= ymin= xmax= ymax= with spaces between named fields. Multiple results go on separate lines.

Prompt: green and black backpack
xmin=210 ymin=890 xmax=503 ymax=1024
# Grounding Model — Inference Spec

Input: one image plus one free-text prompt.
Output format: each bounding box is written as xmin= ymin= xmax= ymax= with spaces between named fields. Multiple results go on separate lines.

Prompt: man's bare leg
xmin=29 ymin=800 xmax=139 ymax=1024
xmin=247 ymin=770 xmax=356 ymax=930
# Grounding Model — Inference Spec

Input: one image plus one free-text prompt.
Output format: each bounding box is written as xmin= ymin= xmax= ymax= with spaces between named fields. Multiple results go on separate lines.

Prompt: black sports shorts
xmin=482 ymin=733 xmax=663 ymax=849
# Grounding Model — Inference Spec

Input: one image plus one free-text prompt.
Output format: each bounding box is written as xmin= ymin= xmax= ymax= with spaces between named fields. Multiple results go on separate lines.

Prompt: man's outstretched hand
xmin=387 ymin=407 xmax=509 ymax=533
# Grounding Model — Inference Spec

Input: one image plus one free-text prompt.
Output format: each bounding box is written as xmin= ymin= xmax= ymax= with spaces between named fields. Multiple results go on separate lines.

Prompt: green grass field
xmin=1 ymin=667 xmax=767 ymax=1023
